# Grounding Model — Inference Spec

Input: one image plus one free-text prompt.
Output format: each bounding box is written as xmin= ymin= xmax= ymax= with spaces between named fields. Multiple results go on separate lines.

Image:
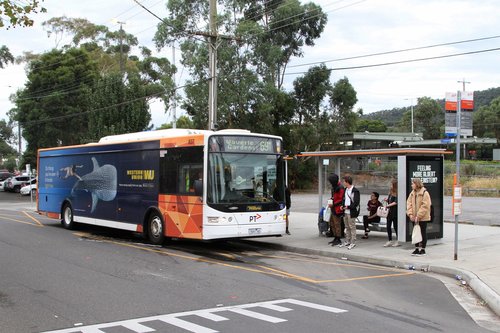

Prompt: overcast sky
xmin=1 ymin=0 xmax=499 ymax=131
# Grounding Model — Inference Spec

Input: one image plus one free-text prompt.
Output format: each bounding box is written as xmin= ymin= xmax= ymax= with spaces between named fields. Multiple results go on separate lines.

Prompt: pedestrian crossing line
xmin=41 ymin=298 xmax=348 ymax=333
xmin=228 ymin=308 xmax=287 ymax=323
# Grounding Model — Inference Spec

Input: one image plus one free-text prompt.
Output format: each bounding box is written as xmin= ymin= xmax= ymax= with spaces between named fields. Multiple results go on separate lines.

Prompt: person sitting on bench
xmin=362 ymin=191 xmax=383 ymax=239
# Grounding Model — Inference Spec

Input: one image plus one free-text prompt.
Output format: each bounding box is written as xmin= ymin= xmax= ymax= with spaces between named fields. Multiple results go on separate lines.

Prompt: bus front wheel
xmin=148 ymin=213 xmax=165 ymax=245
xmin=61 ymin=203 xmax=75 ymax=230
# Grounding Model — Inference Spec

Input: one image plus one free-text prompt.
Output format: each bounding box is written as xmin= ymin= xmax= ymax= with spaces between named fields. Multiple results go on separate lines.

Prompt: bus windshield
xmin=207 ymin=152 xmax=284 ymax=208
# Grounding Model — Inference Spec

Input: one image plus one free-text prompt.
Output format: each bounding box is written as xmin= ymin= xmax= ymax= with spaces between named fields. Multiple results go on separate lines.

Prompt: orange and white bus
xmin=37 ymin=129 xmax=287 ymax=244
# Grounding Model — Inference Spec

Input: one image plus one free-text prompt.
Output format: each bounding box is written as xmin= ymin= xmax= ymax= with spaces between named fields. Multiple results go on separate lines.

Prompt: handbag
xmin=323 ymin=206 xmax=332 ymax=222
xmin=412 ymin=224 xmax=422 ymax=244
xmin=376 ymin=206 xmax=389 ymax=218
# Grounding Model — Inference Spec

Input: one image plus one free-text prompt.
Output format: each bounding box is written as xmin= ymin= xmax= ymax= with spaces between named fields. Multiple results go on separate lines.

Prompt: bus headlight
xmin=207 ymin=217 xmax=231 ymax=224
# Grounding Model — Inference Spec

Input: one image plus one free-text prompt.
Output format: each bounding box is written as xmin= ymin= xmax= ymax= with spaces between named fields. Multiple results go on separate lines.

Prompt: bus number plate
xmin=248 ymin=228 xmax=262 ymax=235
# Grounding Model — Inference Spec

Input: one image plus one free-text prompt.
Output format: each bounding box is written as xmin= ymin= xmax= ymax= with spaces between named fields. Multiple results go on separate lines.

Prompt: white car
xmin=0 ymin=179 xmax=7 ymax=191
xmin=20 ymin=179 xmax=37 ymax=196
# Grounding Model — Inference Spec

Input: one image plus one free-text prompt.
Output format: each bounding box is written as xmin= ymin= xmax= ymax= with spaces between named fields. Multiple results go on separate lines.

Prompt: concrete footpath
xmin=246 ymin=211 xmax=500 ymax=317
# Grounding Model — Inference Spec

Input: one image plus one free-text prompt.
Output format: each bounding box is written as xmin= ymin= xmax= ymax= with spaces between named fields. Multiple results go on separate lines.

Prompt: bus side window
xmin=160 ymin=146 xmax=203 ymax=195
xmin=179 ymin=165 xmax=202 ymax=193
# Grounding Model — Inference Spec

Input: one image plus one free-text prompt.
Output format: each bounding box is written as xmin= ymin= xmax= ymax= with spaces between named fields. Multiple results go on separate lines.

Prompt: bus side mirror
xmin=194 ymin=179 xmax=203 ymax=197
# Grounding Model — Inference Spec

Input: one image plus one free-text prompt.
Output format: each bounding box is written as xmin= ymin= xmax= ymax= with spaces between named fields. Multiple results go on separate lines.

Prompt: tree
xmin=13 ymin=48 xmax=98 ymax=162
xmin=154 ymin=0 xmax=327 ymax=131
xmin=0 ymin=0 xmax=46 ymax=29
xmin=86 ymin=73 xmax=152 ymax=141
xmin=290 ymin=64 xmax=331 ymax=152
xmin=356 ymin=119 xmax=387 ymax=132
xmin=413 ymin=97 xmax=443 ymax=139
xmin=157 ymin=115 xmax=195 ymax=130
xmin=474 ymin=96 xmax=500 ymax=143
xmin=0 ymin=45 xmax=14 ymax=68
xmin=329 ymin=76 xmax=359 ymax=135
xmin=0 ymin=119 xmax=17 ymax=162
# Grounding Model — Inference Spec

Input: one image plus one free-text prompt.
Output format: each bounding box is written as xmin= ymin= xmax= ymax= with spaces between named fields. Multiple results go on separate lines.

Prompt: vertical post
xmin=208 ymin=0 xmax=218 ymax=130
xmin=397 ymin=155 xmax=406 ymax=242
xmin=410 ymin=103 xmax=414 ymax=134
xmin=18 ymin=121 xmax=21 ymax=168
xmin=454 ymin=90 xmax=461 ymax=260
xmin=405 ymin=98 xmax=414 ymax=133
xmin=171 ymin=45 xmax=177 ymax=129
xmin=318 ymin=158 xmax=323 ymax=213
xmin=118 ymin=22 xmax=125 ymax=74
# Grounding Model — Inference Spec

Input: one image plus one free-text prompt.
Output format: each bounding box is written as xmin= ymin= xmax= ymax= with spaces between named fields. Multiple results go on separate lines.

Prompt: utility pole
xmin=454 ymin=90 xmax=462 ymax=260
xmin=208 ymin=0 xmax=218 ymax=131
xmin=457 ymin=78 xmax=471 ymax=158
xmin=171 ymin=45 xmax=177 ymax=129
xmin=457 ymin=78 xmax=470 ymax=92
xmin=118 ymin=21 xmax=125 ymax=74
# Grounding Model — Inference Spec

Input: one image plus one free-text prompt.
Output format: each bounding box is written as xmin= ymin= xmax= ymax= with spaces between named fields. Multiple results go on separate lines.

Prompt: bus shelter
xmin=296 ymin=148 xmax=451 ymax=242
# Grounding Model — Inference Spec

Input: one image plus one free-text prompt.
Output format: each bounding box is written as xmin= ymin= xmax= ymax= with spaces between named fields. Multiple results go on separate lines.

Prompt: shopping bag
xmin=323 ymin=206 xmax=332 ymax=222
xmin=376 ymin=206 xmax=389 ymax=218
xmin=411 ymin=224 xmax=422 ymax=244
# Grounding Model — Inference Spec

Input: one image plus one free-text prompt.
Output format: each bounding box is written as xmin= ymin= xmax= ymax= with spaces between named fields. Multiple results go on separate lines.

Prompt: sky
xmin=1 ymin=0 xmax=500 ymax=135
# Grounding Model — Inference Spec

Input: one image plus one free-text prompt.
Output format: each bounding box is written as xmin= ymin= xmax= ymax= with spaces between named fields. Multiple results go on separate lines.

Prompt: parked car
xmin=20 ymin=180 xmax=37 ymax=196
xmin=5 ymin=175 xmax=35 ymax=193
xmin=0 ymin=171 xmax=13 ymax=182
xmin=0 ymin=178 xmax=10 ymax=191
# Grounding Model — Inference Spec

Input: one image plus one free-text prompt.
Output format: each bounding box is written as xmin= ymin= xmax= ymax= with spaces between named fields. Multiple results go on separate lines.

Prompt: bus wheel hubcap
xmin=151 ymin=217 xmax=162 ymax=237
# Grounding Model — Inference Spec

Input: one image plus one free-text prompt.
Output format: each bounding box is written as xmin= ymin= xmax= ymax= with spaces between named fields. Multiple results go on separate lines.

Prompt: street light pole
xmin=208 ymin=0 xmax=218 ymax=131
xmin=405 ymin=98 xmax=414 ymax=133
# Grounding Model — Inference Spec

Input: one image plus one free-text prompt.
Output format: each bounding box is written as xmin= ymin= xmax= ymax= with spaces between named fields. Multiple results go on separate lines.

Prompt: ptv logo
xmin=249 ymin=214 xmax=262 ymax=222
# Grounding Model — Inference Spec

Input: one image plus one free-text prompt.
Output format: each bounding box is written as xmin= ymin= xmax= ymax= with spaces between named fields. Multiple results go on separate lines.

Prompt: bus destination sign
xmin=210 ymin=136 xmax=280 ymax=154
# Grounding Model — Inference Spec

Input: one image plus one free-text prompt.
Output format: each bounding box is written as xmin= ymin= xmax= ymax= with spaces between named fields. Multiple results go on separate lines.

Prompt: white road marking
xmin=41 ymin=298 xmax=348 ymax=333
xmin=228 ymin=308 xmax=287 ymax=323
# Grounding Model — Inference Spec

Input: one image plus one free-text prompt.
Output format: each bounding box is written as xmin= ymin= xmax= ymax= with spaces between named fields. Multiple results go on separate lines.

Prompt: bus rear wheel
xmin=61 ymin=203 xmax=75 ymax=230
xmin=148 ymin=213 xmax=165 ymax=245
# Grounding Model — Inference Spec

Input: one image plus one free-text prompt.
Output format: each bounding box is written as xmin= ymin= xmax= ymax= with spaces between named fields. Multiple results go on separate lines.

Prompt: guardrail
xmin=446 ymin=188 xmax=500 ymax=196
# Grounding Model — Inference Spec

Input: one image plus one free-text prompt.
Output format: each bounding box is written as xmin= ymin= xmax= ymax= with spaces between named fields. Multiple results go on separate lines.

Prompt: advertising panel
xmin=38 ymin=141 xmax=160 ymax=224
xmin=406 ymin=156 xmax=444 ymax=241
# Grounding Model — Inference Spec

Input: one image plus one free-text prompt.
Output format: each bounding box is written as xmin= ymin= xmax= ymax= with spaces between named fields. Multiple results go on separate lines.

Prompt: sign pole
xmin=454 ymin=90 xmax=461 ymax=260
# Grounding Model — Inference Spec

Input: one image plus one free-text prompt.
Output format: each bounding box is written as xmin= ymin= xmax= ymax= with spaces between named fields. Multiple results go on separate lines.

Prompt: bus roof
xmin=96 ymin=128 xmax=279 ymax=144
xmin=98 ymin=128 xmax=212 ymax=143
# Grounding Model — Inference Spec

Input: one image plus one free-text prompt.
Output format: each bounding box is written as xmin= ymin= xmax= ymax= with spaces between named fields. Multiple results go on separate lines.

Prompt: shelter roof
xmin=297 ymin=148 xmax=451 ymax=158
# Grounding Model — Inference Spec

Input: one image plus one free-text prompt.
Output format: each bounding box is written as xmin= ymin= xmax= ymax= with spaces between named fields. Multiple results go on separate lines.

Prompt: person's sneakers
xmin=411 ymin=248 xmax=420 ymax=256
xmin=286 ymin=230 xmax=291 ymax=235
xmin=417 ymin=249 xmax=426 ymax=256
xmin=361 ymin=234 xmax=369 ymax=239
xmin=338 ymin=242 xmax=350 ymax=248
xmin=383 ymin=241 xmax=392 ymax=247
xmin=391 ymin=241 xmax=401 ymax=247
xmin=347 ymin=243 xmax=357 ymax=250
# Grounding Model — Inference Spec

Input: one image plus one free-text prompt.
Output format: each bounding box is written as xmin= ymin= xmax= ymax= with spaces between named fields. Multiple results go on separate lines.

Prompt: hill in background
xmin=362 ymin=87 xmax=500 ymax=126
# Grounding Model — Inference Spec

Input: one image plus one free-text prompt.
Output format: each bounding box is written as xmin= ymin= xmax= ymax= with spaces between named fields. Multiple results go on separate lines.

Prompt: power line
xmin=285 ymin=47 xmax=500 ymax=75
xmin=18 ymin=80 xmax=200 ymax=126
xmin=289 ymin=34 xmax=500 ymax=68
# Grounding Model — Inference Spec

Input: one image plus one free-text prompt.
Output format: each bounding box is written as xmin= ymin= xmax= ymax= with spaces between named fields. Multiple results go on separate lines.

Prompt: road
xmin=0 ymin=193 xmax=496 ymax=332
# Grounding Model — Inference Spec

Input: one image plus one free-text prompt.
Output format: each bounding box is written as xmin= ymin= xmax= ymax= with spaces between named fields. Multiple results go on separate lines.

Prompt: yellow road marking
xmin=73 ymin=232 xmax=415 ymax=284
xmin=317 ymin=271 xmax=415 ymax=283
xmin=248 ymin=251 xmax=403 ymax=273
xmin=22 ymin=211 xmax=44 ymax=227
xmin=0 ymin=213 xmax=44 ymax=227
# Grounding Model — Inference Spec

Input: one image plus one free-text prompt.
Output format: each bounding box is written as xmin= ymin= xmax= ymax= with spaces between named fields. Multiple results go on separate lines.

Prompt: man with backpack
xmin=327 ymin=173 xmax=344 ymax=246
